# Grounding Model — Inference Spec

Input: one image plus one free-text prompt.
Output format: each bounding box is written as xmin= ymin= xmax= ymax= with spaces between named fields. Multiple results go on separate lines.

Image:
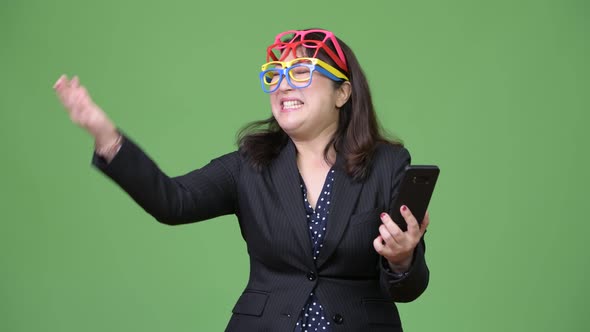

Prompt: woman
xmin=54 ymin=29 xmax=430 ymax=332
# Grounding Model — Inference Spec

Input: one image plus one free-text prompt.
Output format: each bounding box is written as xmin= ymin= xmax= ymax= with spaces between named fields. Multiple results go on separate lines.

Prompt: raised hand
xmin=373 ymin=206 xmax=430 ymax=273
xmin=53 ymin=74 xmax=119 ymax=149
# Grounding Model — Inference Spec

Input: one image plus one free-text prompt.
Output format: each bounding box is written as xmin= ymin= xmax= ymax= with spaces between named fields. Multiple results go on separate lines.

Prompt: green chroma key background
xmin=1 ymin=0 xmax=588 ymax=331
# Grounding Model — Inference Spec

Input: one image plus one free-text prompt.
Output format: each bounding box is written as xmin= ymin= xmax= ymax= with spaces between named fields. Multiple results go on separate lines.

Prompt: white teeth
xmin=283 ymin=100 xmax=303 ymax=109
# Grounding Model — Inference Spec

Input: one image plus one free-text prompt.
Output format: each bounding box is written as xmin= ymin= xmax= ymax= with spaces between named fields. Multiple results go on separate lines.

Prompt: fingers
xmin=53 ymin=74 xmax=67 ymax=89
xmin=379 ymin=212 xmax=405 ymax=245
xmin=72 ymin=86 xmax=87 ymax=111
xmin=400 ymin=205 xmax=422 ymax=236
xmin=53 ymin=74 xmax=80 ymax=93
xmin=375 ymin=207 xmax=432 ymax=265
xmin=54 ymin=75 xmax=68 ymax=102
xmin=421 ymin=211 xmax=430 ymax=236
xmin=378 ymin=223 xmax=396 ymax=246
xmin=71 ymin=75 xmax=79 ymax=89
xmin=54 ymin=75 xmax=72 ymax=106
xmin=64 ymin=87 xmax=79 ymax=110
xmin=373 ymin=235 xmax=390 ymax=256
xmin=53 ymin=74 xmax=89 ymax=112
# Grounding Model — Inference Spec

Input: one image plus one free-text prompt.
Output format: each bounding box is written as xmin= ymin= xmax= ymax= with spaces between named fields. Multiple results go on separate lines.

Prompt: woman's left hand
xmin=373 ymin=205 xmax=430 ymax=273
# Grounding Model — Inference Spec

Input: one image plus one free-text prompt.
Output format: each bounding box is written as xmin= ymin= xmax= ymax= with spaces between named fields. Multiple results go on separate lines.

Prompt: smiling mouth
xmin=282 ymin=100 xmax=304 ymax=110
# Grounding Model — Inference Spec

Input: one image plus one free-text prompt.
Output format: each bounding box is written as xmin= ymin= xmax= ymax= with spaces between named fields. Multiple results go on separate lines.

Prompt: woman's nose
xmin=277 ymin=73 xmax=293 ymax=92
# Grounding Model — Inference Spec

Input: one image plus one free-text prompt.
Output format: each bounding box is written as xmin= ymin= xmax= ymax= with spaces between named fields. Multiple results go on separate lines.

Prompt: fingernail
xmin=380 ymin=212 xmax=386 ymax=219
xmin=401 ymin=205 xmax=407 ymax=212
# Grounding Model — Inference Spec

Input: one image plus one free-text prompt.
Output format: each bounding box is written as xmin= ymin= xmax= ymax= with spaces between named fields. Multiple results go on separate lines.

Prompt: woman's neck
xmin=292 ymin=129 xmax=337 ymax=169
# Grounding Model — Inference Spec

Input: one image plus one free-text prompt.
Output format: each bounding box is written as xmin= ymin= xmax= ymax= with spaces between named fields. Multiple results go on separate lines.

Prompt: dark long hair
xmin=237 ymin=29 xmax=402 ymax=181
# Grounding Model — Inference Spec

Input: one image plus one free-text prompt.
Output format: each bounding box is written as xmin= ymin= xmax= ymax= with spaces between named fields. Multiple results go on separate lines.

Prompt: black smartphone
xmin=390 ymin=165 xmax=440 ymax=231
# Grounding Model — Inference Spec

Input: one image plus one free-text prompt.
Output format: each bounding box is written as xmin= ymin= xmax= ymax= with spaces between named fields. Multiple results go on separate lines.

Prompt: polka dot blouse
xmin=294 ymin=169 xmax=335 ymax=332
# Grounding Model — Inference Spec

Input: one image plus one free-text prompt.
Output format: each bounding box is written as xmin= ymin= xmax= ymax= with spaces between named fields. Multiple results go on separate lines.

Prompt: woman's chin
xmin=276 ymin=118 xmax=305 ymax=136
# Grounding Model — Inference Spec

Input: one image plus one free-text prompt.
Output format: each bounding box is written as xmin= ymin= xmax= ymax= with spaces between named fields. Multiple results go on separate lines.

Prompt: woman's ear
xmin=336 ymin=81 xmax=352 ymax=108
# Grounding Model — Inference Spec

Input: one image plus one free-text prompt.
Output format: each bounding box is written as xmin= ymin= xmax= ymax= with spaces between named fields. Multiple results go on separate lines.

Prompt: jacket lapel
xmin=269 ymin=140 xmax=364 ymax=269
xmin=315 ymin=157 xmax=363 ymax=268
xmin=269 ymin=139 xmax=315 ymax=267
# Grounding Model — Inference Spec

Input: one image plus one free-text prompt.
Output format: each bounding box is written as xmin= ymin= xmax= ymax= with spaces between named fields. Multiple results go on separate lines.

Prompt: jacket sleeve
xmin=91 ymin=133 xmax=240 ymax=225
xmin=379 ymin=239 xmax=429 ymax=302
xmin=379 ymin=146 xmax=430 ymax=302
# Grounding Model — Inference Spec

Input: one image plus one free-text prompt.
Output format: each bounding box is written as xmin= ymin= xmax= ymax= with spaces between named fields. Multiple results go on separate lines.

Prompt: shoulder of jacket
xmin=374 ymin=142 xmax=411 ymax=162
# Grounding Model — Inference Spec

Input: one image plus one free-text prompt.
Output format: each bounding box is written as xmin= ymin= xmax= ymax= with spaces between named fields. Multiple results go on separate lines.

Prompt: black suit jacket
xmin=92 ymin=134 xmax=429 ymax=332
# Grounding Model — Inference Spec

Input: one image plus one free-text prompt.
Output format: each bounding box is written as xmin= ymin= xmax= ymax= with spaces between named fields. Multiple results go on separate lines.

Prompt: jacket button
xmin=306 ymin=272 xmax=316 ymax=281
xmin=332 ymin=313 xmax=343 ymax=324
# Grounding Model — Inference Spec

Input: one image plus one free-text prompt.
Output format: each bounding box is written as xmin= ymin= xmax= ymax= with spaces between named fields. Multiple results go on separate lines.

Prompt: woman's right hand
xmin=53 ymin=74 xmax=119 ymax=149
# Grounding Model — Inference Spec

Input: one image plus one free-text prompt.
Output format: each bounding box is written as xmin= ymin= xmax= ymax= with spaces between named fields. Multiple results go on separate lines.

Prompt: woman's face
xmin=269 ymin=52 xmax=350 ymax=141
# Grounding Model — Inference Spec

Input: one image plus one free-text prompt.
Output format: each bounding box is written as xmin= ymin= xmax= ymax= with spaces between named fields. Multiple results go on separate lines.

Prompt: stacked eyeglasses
xmin=260 ymin=29 xmax=350 ymax=93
